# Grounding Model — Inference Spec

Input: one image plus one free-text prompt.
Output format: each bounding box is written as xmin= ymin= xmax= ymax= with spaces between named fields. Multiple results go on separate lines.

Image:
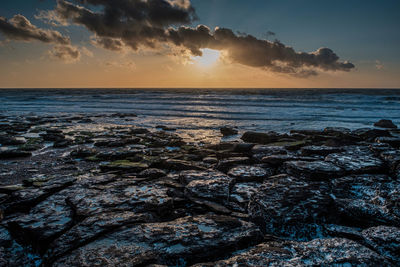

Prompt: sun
xmin=193 ymin=49 xmax=221 ymax=67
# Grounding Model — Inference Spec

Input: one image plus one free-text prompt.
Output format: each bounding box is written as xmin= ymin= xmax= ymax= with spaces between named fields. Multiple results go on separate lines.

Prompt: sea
xmin=1 ymin=88 xmax=399 ymax=143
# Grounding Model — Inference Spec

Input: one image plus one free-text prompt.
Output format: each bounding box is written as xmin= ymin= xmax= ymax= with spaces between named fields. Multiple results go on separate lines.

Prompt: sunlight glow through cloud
xmin=193 ymin=49 xmax=220 ymax=67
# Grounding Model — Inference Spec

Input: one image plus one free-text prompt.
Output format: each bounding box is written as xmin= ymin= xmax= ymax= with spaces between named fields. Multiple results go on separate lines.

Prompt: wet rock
xmin=52 ymin=214 xmax=263 ymax=266
xmin=193 ymin=238 xmax=388 ymax=266
xmin=374 ymin=119 xmax=398 ymax=129
xmin=248 ymin=174 xmax=331 ymax=239
xmin=284 ymin=160 xmax=343 ymax=180
xmin=325 ymin=148 xmax=384 ymax=174
xmin=138 ymin=168 xmax=166 ymax=179
xmin=156 ymin=125 xmax=176 ymax=131
xmin=260 ymin=154 xmax=315 ymax=166
xmin=0 ymin=149 xmax=31 ymax=159
xmin=376 ymin=136 xmax=400 ymax=148
xmin=5 ymin=177 xmax=77 ymax=213
xmin=179 ymin=170 xmax=229 ymax=185
xmin=40 ymin=132 xmax=65 ymax=142
xmin=323 ymin=126 xmax=352 ymax=136
xmin=0 ymin=226 xmax=42 ymax=267
xmin=251 ymin=144 xmax=288 ymax=156
xmin=331 ymin=174 xmax=400 ymax=227
xmin=216 ymin=157 xmax=250 ymax=172
xmin=53 ymin=139 xmax=72 ymax=148
xmin=227 ymin=165 xmax=273 ymax=182
xmin=7 ymin=191 xmax=74 ymax=251
xmin=94 ymin=139 xmax=127 ymax=147
xmin=353 ymin=128 xmax=392 ymax=141
xmin=69 ymin=147 xmax=97 ymax=159
xmin=0 ymin=136 xmax=26 ymax=145
xmin=380 ymin=150 xmax=400 ymax=173
xmin=229 ymin=182 xmax=260 ymax=212
xmin=361 ymin=226 xmax=400 ymax=264
xmin=202 ymin=157 xmax=218 ymax=164
xmin=185 ymin=175 xmax=234 ymax=205
xmin=161 ymin=159 xmax=205 ymax=171
xmin=241 ymin=131 xmax=282 ymax=144
xmin=67 ymin=182 xmax=173 ymax=217
xmin=46 ymin=212 xmax=154 ymax=261
xmin=100 ymin=160 xmax=149 ymax=173
xmin=130 ymin=127 xmax=150 ymax=134
xmin=0 ymin=184 xmax=25 ymax=194
xmin=290 ymin=129 xmax=322 ymax=136
xmin=233 ymin=143 xmax=255 ymax=153
xmin=323 ymin=224 xmax=364 ymax=241
xmin=220 ymin=127 xmax=238 ymax=136
xmin=301 ymin=145 xmax=344 ymax=156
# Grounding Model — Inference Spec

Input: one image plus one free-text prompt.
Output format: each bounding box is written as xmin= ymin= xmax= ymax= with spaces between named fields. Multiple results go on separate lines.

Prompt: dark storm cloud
xmin=0 ymin=14 xmax=70 ymax=44
xmin=49 ymin=0 xmax=354 ymax=74
xmin=48 ymin=44 xmax=80 ymax=62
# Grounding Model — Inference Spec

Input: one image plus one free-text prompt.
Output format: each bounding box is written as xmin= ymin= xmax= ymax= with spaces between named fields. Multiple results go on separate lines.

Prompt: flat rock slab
xmin=227 ymin=165 xmax=273 ymax=182
xmin=248 ymin=174 xmax=331 ymax=240
xmin=46 ymin=212 xmax=154 ymax=261
xmin=52 ymin=214 xmax=263 ymax=266
xmin=361 ymin=226 xmax=400 ymax=264
xmin=185 ymin=176 xmax=234 ymax=205
xmin=193 ymin=238 xmax=389 ymax=266
xmin=179 ymin=170 xmax=230 ymax=185
xmin=229 ymin=182 xmax=261 ymax=212
xmin=301 ymin=145 xmax=344 ymax=156
xmin=325 ymin=149 xmax=384 ymax=174
xmin=8 ymin=192 xmax=74 ymax=250
xmin=331 ymin=174 xmax=400 ymax=227
xmin=376 ymin=136 xmax=400 ymax=148
xmin=67 ymin=181 xmax=174 ymax=217
xmin=284 ymin=160 xmax=343 ymax=180
xmin=216 ymin=157 xmax=251 ymax=172
xmin=260 ymin=154 xmax=319 ymax=166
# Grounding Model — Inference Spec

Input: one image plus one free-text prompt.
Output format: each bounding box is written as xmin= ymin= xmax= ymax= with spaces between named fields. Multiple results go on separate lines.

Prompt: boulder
xmin=374 ymin=119 xmax=398 ymax=129
xmin=220 ymin=127 xmax=238 ymax=136
xmin=241 ymin=131 xmax=282 ymax=144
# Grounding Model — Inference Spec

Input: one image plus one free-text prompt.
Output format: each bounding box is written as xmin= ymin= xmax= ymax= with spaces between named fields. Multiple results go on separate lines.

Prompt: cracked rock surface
xmin=0 ymin=114 xmax=399 ymax=266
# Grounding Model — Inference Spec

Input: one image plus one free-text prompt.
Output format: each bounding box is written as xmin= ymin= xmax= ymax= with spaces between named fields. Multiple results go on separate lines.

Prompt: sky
xmin=0 ymin=0 xmax=399 ymax=88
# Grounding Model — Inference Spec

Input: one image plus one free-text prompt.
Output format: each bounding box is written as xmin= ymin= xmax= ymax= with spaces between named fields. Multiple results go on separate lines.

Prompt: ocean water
xmin=1 ymin=88 xmax=399 ymax=143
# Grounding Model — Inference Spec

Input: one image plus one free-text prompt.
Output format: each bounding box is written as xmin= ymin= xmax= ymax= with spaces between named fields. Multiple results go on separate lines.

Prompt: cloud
xmin=91 ymin=36 xmax=126 ymax=52
xmin=35 ymin=9 xmax=69 ymax=27
xmin=104 ymin=60 xmax=136 ymax=70
xmin=48 ymin=44 xmax=80 ymax=63
xmin=0 ymin=14 xmax=70 ymax=44
xmin=46 ymin=0 xmax=354 ymax=75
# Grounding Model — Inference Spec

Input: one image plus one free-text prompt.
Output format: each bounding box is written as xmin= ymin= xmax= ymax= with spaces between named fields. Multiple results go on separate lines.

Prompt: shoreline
xmin=0 ymin=113 xmax=399 ymax=266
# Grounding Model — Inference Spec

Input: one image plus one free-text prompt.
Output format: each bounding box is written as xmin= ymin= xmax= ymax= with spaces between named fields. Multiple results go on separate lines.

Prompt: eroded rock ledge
xmin=0 ymin=114 xmax=399 ymax=266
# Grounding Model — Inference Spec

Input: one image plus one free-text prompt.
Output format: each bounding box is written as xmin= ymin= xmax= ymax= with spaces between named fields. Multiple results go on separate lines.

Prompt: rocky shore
xmin=0 ymin=114 xmax=399 ymax=266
